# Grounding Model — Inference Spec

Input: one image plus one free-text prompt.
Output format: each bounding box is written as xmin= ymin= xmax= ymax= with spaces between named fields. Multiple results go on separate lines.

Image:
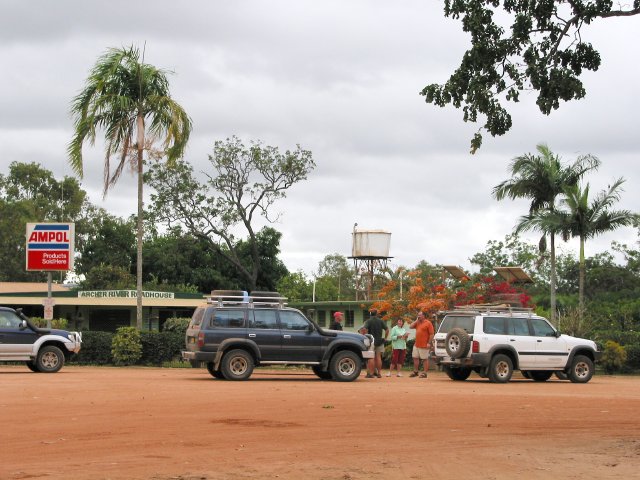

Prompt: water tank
xmin=351 ymin=230 xmax=391 ymax=258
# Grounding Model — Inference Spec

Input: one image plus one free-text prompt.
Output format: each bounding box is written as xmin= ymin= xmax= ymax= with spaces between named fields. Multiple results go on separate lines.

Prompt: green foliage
xmin=0 ymin=161 xmax=89 ymax=282
xmin=147 ymin=136 xmax=314 ymax=291
xmin=139 ymin=331 xmax=183 ymax=365
xmin=81 ymin=264 xmax=136 ymax=290
xmin=162 ymin=317 xmax=191 ymax=336
xmin=421 ymin=1 xmax=640 ymax=152
xmin=601 ymin=341 xmax=628 ymax=374
xmin=29 ymin=317 xmax=69 ymax=329
xmin=71 ymin=331 xmax=114 ymax=365
xmin=111 ymin=326 xmax=142 ymax=366
xmin=277 ymin=271 xmax=313 ymax=302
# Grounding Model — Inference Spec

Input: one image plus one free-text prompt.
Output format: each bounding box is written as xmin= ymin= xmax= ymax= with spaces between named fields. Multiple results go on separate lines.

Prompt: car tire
xmin=443 ymin=365 xmax=472 ymax=381
xmin=36 ymin=345 xmax=64 ymax=373
xmin=312 ymin=365 xmax=333 ymax=380
xmin=206 ymin=362 xmax=225 ymax=379
xmin=567 ymin=355 xmax=594 ymax=383
xmin=220 ymin=349 xmax=254 ymax=381
xmin=555 ymin=371 xmax=568 ymax=381
xmin=329 ymin=350 xmax=361 ymax=382
xmin=529 ymin=371 xmax=553 ymax=382
xmin=521 ymin=370 xmax=531 ymax=379
xmin=26 ymin=361 xmax=40 ymax=373
xmin=445 ymin=328 xmax=471 ymax=359
xmin=488 ymin=354 xmax=513 ymax=383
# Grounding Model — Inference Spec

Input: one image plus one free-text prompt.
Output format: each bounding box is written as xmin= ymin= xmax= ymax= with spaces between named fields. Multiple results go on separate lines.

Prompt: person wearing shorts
xmin=362 ymin=309 xmax=388 ymax=378
xmin=409 ymin=311 xmax=434 ymax=378
xmin=387 ymin=318 xmax=408 ymax=377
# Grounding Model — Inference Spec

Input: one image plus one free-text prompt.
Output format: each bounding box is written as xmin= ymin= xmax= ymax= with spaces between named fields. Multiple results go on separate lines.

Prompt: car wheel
xmin=445 ymin=328 xmax=471 ymax=359
xmin=488 ymin=354 xmax=513 ymax=383
xmin=36 ymin=345 xmax=64 ymax=373
xmin=26 ymin=361 xmax=40 ymax=373
xmin=329 ymin=350 xmax=361 ymax=382
xmin=312 ymin=365 xmax=333 ymax=380
xmin=221 ymin=349 xmax=254 ymax=381
xmin=521 ymin=370 xmax=531 ymax=379
xmin=555 ymin=371 xmax=568 ymax=381
xmin=567 ymin=355 xmax=594 ymax=383
xmin=443 ymin=365 xmax=472 ymax=381
xmin=206 ymin=362 xmax=225 ymax=379
xmin=529 ymin=371 xmax=553 ymax=382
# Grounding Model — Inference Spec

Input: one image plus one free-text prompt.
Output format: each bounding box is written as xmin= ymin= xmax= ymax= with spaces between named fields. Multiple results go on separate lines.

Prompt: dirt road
xmin=1 ymin=366 xmax=639 ymax=479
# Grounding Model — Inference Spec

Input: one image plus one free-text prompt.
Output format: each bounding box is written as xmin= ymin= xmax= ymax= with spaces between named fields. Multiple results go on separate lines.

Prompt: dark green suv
xmin=182 ymin=291 xmax=374 ymax=381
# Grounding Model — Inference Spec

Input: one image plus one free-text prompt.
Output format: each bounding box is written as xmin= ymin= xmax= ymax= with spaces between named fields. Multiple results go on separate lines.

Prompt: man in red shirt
xmin=409 ymin=311 xmax=434 ymax=378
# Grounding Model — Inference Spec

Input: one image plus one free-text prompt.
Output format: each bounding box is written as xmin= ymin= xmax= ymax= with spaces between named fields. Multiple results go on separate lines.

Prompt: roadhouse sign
xmin=26 ymin=223 xmax=75 ymax=271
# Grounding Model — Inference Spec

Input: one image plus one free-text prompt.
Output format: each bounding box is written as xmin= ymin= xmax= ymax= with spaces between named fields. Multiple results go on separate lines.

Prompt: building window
xmin=317 ymin=310 xmax=326 ymax=327
xmin=345 ymin=310 xmax=354 ymax=328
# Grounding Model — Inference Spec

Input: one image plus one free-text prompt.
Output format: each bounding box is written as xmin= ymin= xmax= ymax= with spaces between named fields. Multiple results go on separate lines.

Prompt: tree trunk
xmin=550 ymin=233 xmax=557 ymax=324
xmin=136 ymin=114 xmax=144 ymax=330
xmin=578 ymin=235 xmax=585 ymax=328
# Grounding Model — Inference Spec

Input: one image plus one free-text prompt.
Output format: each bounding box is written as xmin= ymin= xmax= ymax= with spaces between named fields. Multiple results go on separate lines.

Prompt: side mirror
xmin=19 ymin=319 xmax=28 ymax=330
xmin=555 ymin=330 xmax=562 ymax=338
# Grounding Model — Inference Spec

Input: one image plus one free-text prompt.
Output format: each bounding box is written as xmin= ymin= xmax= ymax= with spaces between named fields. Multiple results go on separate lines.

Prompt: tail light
xmin=472 ymin=340 xmax=479 ymax=353
xmin=197 ymin=332 xmax=205 ymax=348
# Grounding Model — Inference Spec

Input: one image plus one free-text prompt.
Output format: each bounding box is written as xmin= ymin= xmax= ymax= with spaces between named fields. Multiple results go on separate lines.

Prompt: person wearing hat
xmin=330 ymin=311 xmax=344 ymax=330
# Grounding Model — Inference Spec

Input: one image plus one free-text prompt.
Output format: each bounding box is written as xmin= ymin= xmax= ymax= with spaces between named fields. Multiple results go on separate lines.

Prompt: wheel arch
xmin=214 ymin=339 xmax=260 ymax=370
xmin=322 ymin=341 xmax=364 ymax=369
xmin=488 ymin=345 xmax=520 ymax=369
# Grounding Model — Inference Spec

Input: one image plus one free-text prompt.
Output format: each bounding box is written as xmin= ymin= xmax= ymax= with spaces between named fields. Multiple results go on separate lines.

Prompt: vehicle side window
xmin=508 ymin=317 xmax=530 ymax=336
xmin=0 ymin=311 xmax=21 ymax=328
xmin=483 ymin=317 xmax=506 ymax=334
xmin=250 ymin=310 xmax=279 ymax=329
xmin=279 ymin=311 xmax=311 ymax=331
xmin=210 ymin=309 xmax=246 ymax=328
xmin=190 ymin=307 xmax=205 ymax=327
xmin=530 ymin=318 xmax=556 ymax=337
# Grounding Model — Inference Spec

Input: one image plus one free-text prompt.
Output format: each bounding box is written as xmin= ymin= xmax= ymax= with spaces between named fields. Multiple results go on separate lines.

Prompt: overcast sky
xmin=1 ymin=1 xmax=638 ymax=276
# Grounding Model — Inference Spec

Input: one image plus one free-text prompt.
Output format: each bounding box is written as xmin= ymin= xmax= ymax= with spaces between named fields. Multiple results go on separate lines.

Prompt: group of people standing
xmin=331 ymin=309 xmax=435 ymax=379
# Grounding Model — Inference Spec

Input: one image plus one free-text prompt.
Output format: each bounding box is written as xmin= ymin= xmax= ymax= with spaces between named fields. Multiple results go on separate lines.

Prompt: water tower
xmin=349 ymin=224 xmax=392 ymax=301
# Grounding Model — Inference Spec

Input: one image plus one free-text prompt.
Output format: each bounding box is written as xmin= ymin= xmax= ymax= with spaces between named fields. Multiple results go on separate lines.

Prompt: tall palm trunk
xmin=136 ymin=113 xmax=144 ymax=330
xmin=578 ymin=235 xmax=585 ymax=328
xmin=550 ymin=233 xmax=557 ymax=324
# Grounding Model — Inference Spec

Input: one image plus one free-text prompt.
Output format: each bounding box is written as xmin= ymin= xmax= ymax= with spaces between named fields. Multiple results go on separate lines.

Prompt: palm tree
xmin=518 ymin=178 xmax=637 ymax=324
xmin=492 ymin=144 xmax=599 ymax=322
xmin=68 ymin=46 xmax=192 ymax=329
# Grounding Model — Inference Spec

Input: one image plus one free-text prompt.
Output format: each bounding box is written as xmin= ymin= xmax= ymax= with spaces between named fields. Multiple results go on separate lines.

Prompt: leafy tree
xmin=147 ymin=136 xmax=314 ymax=291
xmin=277 ymin=271 xmax=313 ymax=302
xmin=68 ymin=45 xmax=192 ymax=329
xmin=469 ymin=234 xmax=540 ymax=278
xmin=0 ymin=162 xmax=89 ymax=282
xmin=315 ymin=254 xmax=356 ymax=301
xmin=80 ymin=264 xmax=135 ymax=290
xmin=75 ymin=208 xmax=136 ymax=276
xmin=422 ymin=1 xmax=640 ymax=152
xmin=493 ymin=144 xmax=599 ymax=321
xmin=519 ymin=178 xmax=638 ymax=322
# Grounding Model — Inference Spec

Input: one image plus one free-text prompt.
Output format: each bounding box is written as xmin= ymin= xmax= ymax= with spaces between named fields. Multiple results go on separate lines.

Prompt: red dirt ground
xmin=1 ymin=366 xmax=639 ymax=480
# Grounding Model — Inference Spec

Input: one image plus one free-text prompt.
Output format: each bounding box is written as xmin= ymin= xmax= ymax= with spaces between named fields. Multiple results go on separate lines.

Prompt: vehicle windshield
xmin=438 ymin=315 xmax=474 ymax=334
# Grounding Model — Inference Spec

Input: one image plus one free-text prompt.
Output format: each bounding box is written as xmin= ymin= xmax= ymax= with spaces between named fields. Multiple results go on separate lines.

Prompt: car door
xmin=0 ymin=311 xmax=38 ymax=358
xmin=248 ymin=309 xmax=282 ymax=361
xmin=506 ymin=317 xmax=537 ymax=369
xmin=278 ymin=310 xmax=323 ymax=362
xmin=530 ymin=318 xmax=568 ymax=368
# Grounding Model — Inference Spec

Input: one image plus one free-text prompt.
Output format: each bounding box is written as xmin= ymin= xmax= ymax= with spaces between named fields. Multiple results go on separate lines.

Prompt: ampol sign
xmin=26 ymin=223 xmax=75 ymax=271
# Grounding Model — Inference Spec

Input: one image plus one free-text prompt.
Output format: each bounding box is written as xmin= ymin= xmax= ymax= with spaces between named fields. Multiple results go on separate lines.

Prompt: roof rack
xmin=205 ymin=290 xmax=288 ymax=309
xmin=440 ymin=303 xmax=535 ymax=317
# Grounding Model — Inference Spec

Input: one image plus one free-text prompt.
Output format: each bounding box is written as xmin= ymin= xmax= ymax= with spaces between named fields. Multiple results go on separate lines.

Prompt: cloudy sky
xmin=1 ymin=1 xmax=638 ymax=276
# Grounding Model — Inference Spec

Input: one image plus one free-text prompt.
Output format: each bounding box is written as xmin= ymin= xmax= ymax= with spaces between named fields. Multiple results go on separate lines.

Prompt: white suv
xmin=433 ymin=306 xmax=601 ymax=383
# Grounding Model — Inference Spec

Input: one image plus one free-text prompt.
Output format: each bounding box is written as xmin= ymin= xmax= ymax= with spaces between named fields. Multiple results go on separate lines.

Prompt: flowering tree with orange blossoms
xmin=372 ymin=269 xmax=533 ymax=325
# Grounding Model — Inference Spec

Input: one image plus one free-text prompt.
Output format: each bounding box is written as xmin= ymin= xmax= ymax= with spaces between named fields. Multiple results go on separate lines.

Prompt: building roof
xmin=0 ymin=282 xmax=71 ymax=294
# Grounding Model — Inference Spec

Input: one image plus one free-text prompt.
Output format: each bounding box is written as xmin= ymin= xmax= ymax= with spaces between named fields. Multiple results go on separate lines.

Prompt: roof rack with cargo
xmin=206 ymin=290 xmax=288 ymax=309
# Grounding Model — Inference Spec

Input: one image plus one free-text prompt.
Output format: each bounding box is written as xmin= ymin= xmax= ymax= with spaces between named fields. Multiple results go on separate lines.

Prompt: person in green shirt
xmin=387 ymin=318 xmax=409 ymax=377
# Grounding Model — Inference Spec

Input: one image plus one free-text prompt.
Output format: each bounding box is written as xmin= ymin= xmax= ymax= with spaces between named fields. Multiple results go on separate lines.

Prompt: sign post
xmin=26 ymin=223 xmax=75 ymax=328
